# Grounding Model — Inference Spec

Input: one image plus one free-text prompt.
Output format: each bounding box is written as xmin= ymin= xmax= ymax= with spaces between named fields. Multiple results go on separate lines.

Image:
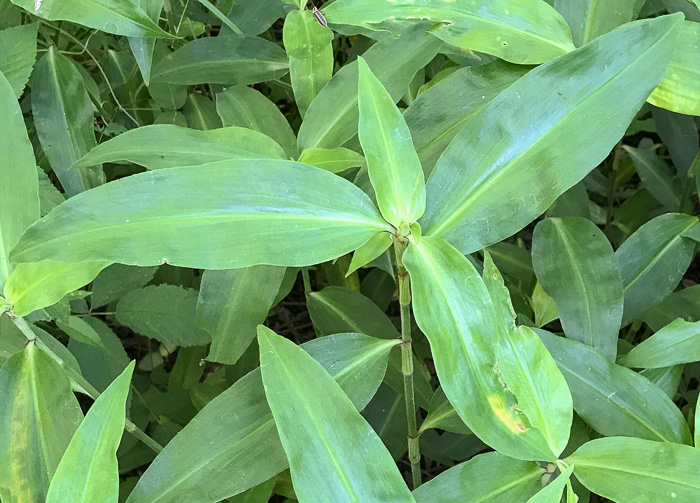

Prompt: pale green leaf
xmin=618 ymin=318 xmax=700 ymax=368
xmin=127 ymin=0 xmax=164 ymax=85
xmin=298 ymin=147 xmax=365 ymax=173
xmin=56 ymin=316 xmax=105 ymax=348
xmin=527 ymin=465 xmax=574 ymax=503
xmin=420 ymin=386 xmax=470 ymax=435
xmin=0 ymin=23 xmax=37 ymax=97
xmin=346 ymin=232 xmax=392 ymax=277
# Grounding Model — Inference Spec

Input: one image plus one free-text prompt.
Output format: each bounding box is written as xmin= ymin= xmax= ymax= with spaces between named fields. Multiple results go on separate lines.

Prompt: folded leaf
xmin=618 ymin=318 xmax=700 ymax=368
xmin=45 ymin=362 xmax=135 ymax=503
xmin=324 ymin=0 xmax=574 ymax=64
xmin=258 ymin=326 xmax=413 ymax=502
xmin=11 ymin=160 xmax=390 ymax=270
xmin=420 ymin=14 xmax=682 ymax=255
xmin=71 ymin=125 xmax=286 ymax=171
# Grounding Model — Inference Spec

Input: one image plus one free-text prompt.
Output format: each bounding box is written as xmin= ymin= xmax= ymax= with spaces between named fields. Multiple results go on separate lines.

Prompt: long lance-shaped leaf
xmin=420 ymin=14 xmax=682 ymax=255
xmin=126 ymin=333 xmax=398 ymax=503
xmin=618 ymin=318 xmax=700 ymax=368
xmin=70 ymin=125 xmax=286 ymax=172
xmin=323 ymin=0 xmax=574 ymax=65
xmin=0 ymin=343 xmax=84 ymax=502
xmin=567 ymin=437 xmax=700 ymax=502
xmin=10 ymin=0 xmax=173 ymax=38
xmin=45 ymin=362 xmax=134 ymax=503
xmin=358 ymin=57 xmax=425 ymax=230
xmin=553 ymin=0 xmax=637 ymax=47
xmin=0 ymin=69 xmax=38 ymax=290
xmin=412 ymin=452 xmax=544 ymax=503
xmin=404 ymin=235 xmax=559 ymax=461
xmin=258 ymin=326 xmax=413 ymax=502
xmin=537 ymin=329 xmax=692 ymax=445
xmin=532 ymin=217 xmax=623 ymax=361
xmin=10 ymin=160 xmax=391 ymax=270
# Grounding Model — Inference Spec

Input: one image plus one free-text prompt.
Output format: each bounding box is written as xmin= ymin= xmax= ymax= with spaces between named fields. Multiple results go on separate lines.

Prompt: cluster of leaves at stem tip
xmin=2 ymin=0 xmax=700 ymax=502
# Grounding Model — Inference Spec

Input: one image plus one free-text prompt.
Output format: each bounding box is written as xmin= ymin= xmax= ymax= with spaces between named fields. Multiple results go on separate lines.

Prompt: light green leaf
xmin=567 ymin=437 xmax=700 ymax=502
xmin=197 ymin=266 xmax=286 ymax=364
xmin=151 ymin=35 xmax=288 ymax=85
xmin=404 ymin=236 xmax=559 ymax=461
xmin=0 ymin=23 xmax=37 ymax=97
xmin=323 ymin=0 xmax=574 ymax=64
xmin=420 ymin=14 xmax=682 ymax=255
xmin=0 ymin=316 xmax=25 ymax=366
xmin=695 ymin=395 xmax=700 ymax=448
xmin=0 ymin=69 xmax=38 ymax=290
xmin=358 ymin=57 xmax=425 ymax=230
xmin=258 ymin=326 xmax=413 ymax=502
xmin=554 ymin=0 xmax=636 ymax=46
xmin=412 ymin=451 xmax=543 ymax=503
xmin=71 ymin=125 xmax=285 ymax=171
xmin=127 ymin=0 xmax=164 ymax=85
xmin=527 ymin=465 xmax=574 ymax=503
xmin=45 ymin=362 xmax=134 ymax=503
xmin=4 ymin=260 xmax=109 ymax=316
xmin=532 ymin=217 xmax=623 ymax=360
xmin=346 ymin=232 xmax=392 ymax=277
xmin=404 ymin=60 xmax=529 ymax=177
xmin=297 ymin=24 xmax=442 ymax=151
xmin=10 ymin=0 xmax=173 ymax=37
xmin=116 ymin=285 xmax=210 ymax=347
xmin=56 ymin=316 xmax=105 ymax=348
xmin=283 ymin=9 xmax=334 ymax=117
xmin=126 ymin=332 xmax=397 ymax=503
xmin=10 ymin=160 xmax=390 ymax=270
xmin=31 ymin=47 xmax=105 ymax=197
xmin=648 ymin=21 xmax=700 ymax=116
xmin=420 ymin=386 xmax=470 ymax=435
xmin=616 ymin=213 xmax=698 ymax=325
xmin=619 ymin=318 xmax=700 ymax=368
xmin=537 ymin=329 xmax=692 ymax=444
xmin=0 ymin=343 xmax=83 ymax=502
xmin=298 ymin=147 xmax=365 ymax=173
xmin=624 ymin=146 xmax=682 ymax=211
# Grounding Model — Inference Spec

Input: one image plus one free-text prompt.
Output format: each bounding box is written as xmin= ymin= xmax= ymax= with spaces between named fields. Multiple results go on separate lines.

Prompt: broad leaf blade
xmin=11 ymin=160 xmax=390 ymax=270
xmin=554 ymin=0 xmax=636 ymax=46
xmin=323 ymin=0 xmax=574 ymax=64
xmin=567 ymin=437 xmax=700 ymax=502
xmin=358 ymin=57 xmax=425 ymax=229
xmin=532 ymin=217 xmax=623 ymax=360
xmin=0 ymin=23 xmax=38 ymax=97
xmin=126 ymin=333 xmax=397 ymax=503
xmin=45 ymin=362 xmax=135 ymax=503
xmin=618 ymin=318 xmax=700 ymax=368
xmin=258 ymin=326 xmax=413 ymax=502
xmin=420 ymin=14 xmax=682 ymax=254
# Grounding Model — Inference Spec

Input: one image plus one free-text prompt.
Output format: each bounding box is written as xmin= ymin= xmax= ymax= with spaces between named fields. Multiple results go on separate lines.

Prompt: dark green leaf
xmin=624 ymin=146 xmax=683 ymax=211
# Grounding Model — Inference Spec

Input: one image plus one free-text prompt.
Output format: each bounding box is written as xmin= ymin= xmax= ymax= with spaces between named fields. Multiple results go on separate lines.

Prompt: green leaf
xmin=420 ymin=386 xmax=470 ymax=435
xmin=0 ymin=343 xmax=83 ymax=502
xmin=126 ymin=332 xmax=397 ymax=503
xmin=216 ymin=85 xmax=297 ymax=159
xmin=358 ymin=57 xmax=425 ymax=230
xmin=616 ymin=213 xmax=699 ymax=325
xmin=10 ymin=0 xmax=173 ymax=38
xmin=648 ymin=21 xmax=700 ymax=116
xmin=10 ymin=160 xmax=390 ymax=270
xmin=412 ymin=451 xmax=544 ymax=503
xmin=532 ymin=217 xmax=623 ymax=360
xmin=323 ymin=0 xmax=574 ymax=64
xmin=297 ymin=23 xmax=442 ymax=151
xmin=618 ymin=318 xmax=700 ymax=368
xmin=71 ymin=125 xmax=286 ymax=172
xmin=197 ymin=266 xmax=286 ymax=364
xmin=90 ymin=264 xmax=158 ymax=309
xmin=537 ymin=329 xmax=692 ymax=444
xmin=651 ymin=106 xmax=699 ymax=181
xmin=127 ymin=0 xmax=164 ymax=85
xmin=31 ymin=47 xmax=105 ymax=197
xmin=283 ymin=9 xmax=334 ymax=117
xmin=116 ymin=285 xmax=210 ymax=347
xmin=567 ymin=437 xmax=700 ymax=502
xmin=0 ymin=23 xmax=37 ymax=97
xmin=553 ymin=0 xmax=636 ymax=46
xmin=695 ymin=395 xmax=700 ymax=448
xmin=0 ymin=69 xmax=39 ymax=290
xmin=527 ymin=465 xmax=574 ymax=503
xmin=151 ymin=35 xmax=288 ymax=85
xmin=225 ymin=0 xmax=292 ymax=36
xmin=4 ymin=260 xmax=109 ymax=317
xmin=45 ymin=362 xmax=134 ymax=503
xmin=56 ymin=316 xmax=105 ymax=348
xmin=404 ymin=60 xmax=529 ymax=177
xmin=258 ymin=326 xmax=413 ymax=502
xmin=298 ymin=147 xmax=365 ymax=173
xmin=183 ymin=93 xmax=222 ymax=130
xmin=404 ymin=236 xmax=563 ymax=461
xmin=346 ymin=232 xmax=392 ymax=277
xmin=624 ymin=146 xmax=683 ymax=211
xmin=420 ymin=14 xmax=682 ymax=255
xmin=642 ymin=284 xmax=700 ymax=331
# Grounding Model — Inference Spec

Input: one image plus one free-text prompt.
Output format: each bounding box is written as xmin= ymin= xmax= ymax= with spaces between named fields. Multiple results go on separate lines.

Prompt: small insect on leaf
xmin=313 ymin=6 xmax=328 ymax=28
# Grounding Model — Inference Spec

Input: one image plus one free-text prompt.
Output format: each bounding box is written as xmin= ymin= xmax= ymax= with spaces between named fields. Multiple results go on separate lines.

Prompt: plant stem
xmin=302 ymin=267 xmax=312 ymax=296
xmin=9 ymin=314 xmax=164 ymax=454
xmin=393 ymin=239 xmax=421 ymax=489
